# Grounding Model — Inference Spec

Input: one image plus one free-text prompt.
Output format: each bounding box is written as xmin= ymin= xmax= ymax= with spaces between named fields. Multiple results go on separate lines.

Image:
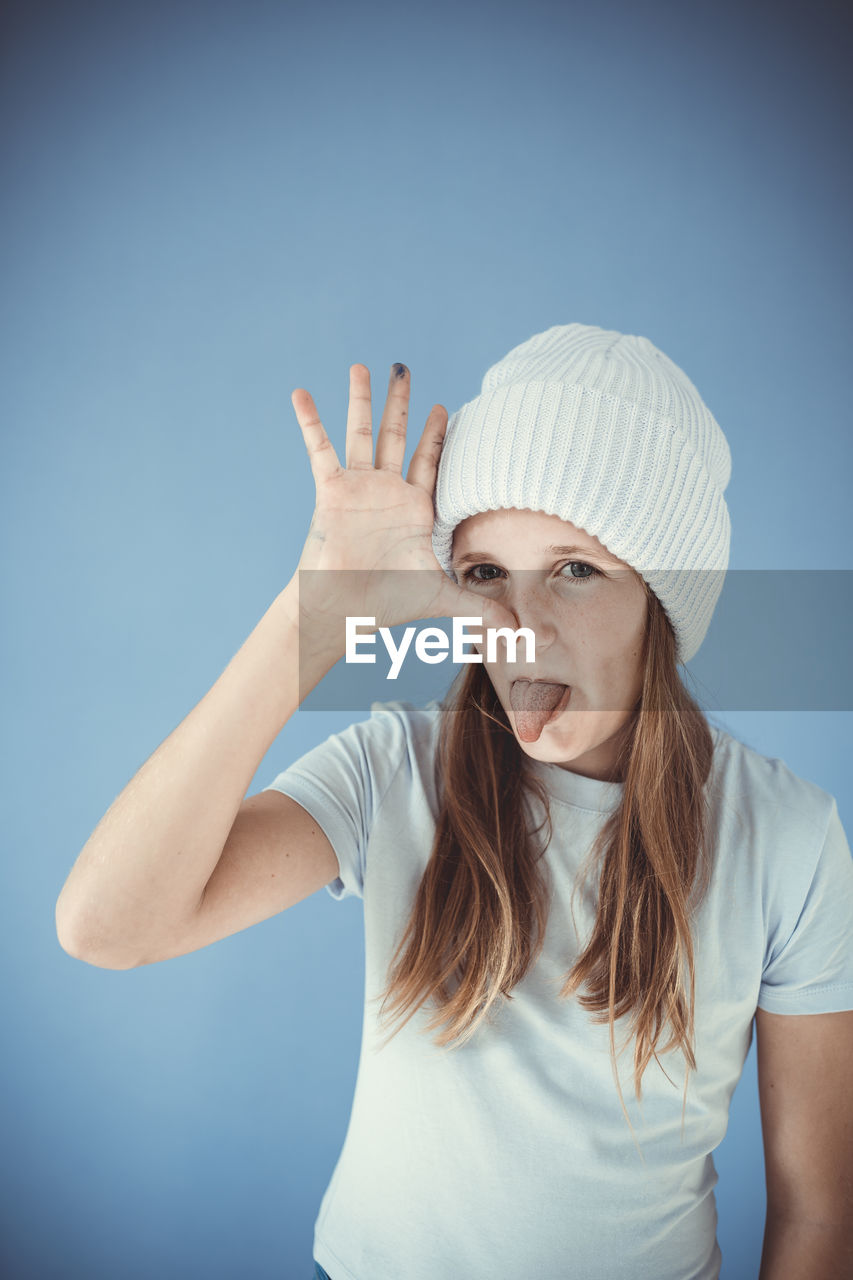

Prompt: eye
xmin=562 ymin=561 xmax=601 ymax=582
xmin=460 ymin=561 xmax=602 ymax=584
xmin=461 ymin=563 xmax=504 ymax=583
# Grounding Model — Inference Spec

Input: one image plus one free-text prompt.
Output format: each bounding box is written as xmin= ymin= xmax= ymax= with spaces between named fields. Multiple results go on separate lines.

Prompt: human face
xmin=451 ymin=508 xmax=648 ymax=782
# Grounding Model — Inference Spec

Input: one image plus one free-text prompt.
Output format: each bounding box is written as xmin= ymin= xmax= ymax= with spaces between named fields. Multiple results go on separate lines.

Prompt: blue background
xmin=2 ymin=0 xmax=851 ymax=1276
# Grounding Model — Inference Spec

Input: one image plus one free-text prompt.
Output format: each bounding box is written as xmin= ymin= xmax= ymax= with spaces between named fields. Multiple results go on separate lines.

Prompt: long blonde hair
xmin=373 ymin=583 xmax=716 ymax=1144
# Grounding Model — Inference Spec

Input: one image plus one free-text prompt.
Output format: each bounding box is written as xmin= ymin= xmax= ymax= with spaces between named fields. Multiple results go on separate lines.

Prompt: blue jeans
xmin=313 ymin=1262 xmax=333 ymax=1280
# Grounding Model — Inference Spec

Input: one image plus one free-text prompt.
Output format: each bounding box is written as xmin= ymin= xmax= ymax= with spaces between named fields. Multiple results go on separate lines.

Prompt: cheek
xmin=566 ymin=596 xmax=645 ymax=676
xmin=563 ymin=600 xmax=622 ymax=653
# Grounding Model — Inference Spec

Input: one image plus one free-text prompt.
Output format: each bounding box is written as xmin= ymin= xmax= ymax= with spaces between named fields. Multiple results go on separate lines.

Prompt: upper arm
xmin=755 ymin=1005 xmax=853 ymax=1226
xmin=137 ymin=790 xmax=341 ymax=965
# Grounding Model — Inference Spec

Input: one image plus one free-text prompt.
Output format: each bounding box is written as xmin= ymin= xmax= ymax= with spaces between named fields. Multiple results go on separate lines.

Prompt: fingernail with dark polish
xmin=392 ymin=363 xmax=408 ymax=379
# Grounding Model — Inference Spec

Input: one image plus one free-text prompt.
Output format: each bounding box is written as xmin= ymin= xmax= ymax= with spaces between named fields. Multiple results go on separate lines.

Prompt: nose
xmin=502 ymin=579 xmax=559 ymax=652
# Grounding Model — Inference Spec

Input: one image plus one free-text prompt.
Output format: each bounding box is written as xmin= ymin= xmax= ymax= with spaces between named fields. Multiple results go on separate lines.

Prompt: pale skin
xmin=450 ymin=507 xmax=647 ymax=782
xmin=303 ymin=366 xmax=852 ymax=1275
xmin=440 ymin=437 xmax=853 ymax=1274
xmin=754 ymin=1006 xmax=853 ymax=1278
xmin=56 ymin=360 xmax=853 ymax=1274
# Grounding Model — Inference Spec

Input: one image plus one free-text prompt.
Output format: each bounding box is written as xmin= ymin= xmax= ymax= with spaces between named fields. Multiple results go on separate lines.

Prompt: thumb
xmin=444 ymin=584 xmax=518 ymax=636
xmin=480 ymin=598 xmax=520 ymax=636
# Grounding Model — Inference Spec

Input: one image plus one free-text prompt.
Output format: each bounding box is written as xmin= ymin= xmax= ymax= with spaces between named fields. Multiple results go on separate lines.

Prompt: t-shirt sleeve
xmin=757 ymin=796 xmax=853 ymax=1014
xmin=259 ymin=701 xmax=407 ymax=902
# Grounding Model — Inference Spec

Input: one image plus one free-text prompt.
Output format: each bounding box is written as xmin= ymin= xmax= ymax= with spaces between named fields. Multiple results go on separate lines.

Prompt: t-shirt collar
xmin=525 ymin=756 xmax=624 ymax=813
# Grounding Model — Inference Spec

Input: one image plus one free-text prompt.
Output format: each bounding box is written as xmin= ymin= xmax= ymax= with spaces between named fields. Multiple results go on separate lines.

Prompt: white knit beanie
xmin=431 ymin=323 xmax=731 ymax=665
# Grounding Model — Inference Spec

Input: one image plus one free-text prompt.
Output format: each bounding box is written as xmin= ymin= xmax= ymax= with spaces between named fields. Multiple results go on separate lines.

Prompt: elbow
xmin=55 ymin=901 xmax=142 ymax=970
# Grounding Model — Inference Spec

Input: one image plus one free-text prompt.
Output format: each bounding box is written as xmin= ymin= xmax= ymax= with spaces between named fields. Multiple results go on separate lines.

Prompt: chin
xmin=519 ymin=738 xmax=580 ymax=764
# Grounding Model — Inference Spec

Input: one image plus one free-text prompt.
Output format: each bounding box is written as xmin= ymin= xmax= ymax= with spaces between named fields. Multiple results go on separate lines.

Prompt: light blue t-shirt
xmin=262 ymin=699 xmax=853 ymax=1280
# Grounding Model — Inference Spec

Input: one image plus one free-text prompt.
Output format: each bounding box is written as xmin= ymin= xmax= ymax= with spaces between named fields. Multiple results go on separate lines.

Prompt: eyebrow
xmin=451 ymin=544 xmax=618 ymax=569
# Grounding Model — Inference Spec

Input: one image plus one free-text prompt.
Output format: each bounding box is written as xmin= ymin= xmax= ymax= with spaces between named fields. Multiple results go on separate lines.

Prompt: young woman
xmin=56 ymin=325 xmax=853 ymax=1280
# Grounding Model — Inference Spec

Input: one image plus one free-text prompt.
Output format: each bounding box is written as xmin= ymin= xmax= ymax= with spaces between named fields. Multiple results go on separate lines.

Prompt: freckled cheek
xmin=567 ymin=605 xmax=640 ymax=680
xmin=561 ymin=605 xmax=618 ymax=655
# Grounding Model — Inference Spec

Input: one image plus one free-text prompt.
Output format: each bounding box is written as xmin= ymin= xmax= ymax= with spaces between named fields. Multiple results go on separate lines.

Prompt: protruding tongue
xmin=509 ymin=680 xmax=569 ymax=743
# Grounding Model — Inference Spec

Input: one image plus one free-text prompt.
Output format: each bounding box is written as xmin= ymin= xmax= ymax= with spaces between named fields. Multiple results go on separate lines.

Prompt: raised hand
xmin=290 ymin=362 xmax=517 ymax=640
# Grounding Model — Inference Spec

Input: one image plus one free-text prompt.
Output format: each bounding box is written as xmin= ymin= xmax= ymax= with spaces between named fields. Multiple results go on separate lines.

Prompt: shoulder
xmin=706 ymin=723 xmax=838 ymax=849
xmin=356 ymin=697 xmax=443 ymax=756
xmin=335 ymin=698 xmax=443 ymax=831
xmin=364 ymin=696 xmax=443 ymax=738
xmin=344 ymin=696 xmax=443 ymax=790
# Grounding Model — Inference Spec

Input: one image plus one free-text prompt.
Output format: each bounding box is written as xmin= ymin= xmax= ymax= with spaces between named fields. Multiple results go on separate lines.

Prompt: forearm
xmin=55 ymin=574 xmax=342 ymax=967
xmin=758 ymin=1210 xmax=853 ymax=1279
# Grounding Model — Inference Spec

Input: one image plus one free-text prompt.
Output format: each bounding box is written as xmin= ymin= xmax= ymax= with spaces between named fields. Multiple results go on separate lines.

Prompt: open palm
xmin=290 ymin=363 xmax=516 ymax=637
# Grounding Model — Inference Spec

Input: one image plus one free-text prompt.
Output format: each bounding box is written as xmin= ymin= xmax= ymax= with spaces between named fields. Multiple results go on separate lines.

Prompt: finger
xmin=438 ymin=581 xmax=519 ymax=639
xmin=291 ymin=389 xmax=343 ymax=485
xmin=406 ymin=404 xmax=449 ymax=496
xmin=345 ymin=364 xmax=373 ymax=470
xmin=374 ymin=363 xmax=411 ymax=473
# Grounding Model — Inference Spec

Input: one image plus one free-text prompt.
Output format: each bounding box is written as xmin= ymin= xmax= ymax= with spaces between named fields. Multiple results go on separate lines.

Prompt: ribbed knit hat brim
xmin=431 ymin=324 xmax=731 ymax=664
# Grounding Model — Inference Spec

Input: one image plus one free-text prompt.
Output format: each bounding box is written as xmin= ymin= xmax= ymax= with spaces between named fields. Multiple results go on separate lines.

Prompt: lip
xmin=511 ymin=676 xmax=569 ymax=685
